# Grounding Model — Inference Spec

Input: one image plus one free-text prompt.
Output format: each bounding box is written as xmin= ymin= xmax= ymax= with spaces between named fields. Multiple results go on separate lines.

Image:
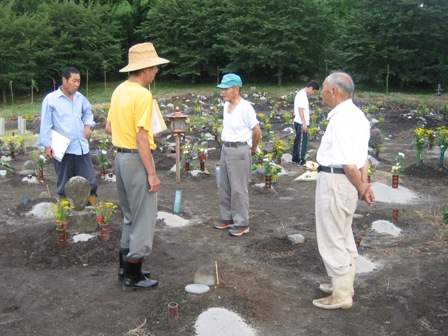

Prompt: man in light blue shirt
xmin=38 ymin=67 xmax=97 ymax=201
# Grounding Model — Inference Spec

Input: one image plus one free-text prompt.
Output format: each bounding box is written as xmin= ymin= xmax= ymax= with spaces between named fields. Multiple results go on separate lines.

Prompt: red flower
xmin=199 ymin=155 xmax=206 ymax=160
xmin=96 ymin=215 xmax=104 ymax=223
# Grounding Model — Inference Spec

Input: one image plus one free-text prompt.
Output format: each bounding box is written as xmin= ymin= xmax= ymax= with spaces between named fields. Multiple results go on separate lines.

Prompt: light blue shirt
xmin=38 ymin=87 xmax=95 ymax=155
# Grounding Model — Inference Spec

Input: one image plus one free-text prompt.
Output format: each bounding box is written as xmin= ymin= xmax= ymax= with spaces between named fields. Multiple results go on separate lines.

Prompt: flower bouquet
xmin=93 ymin=201 xmax=117 ymax=241
xmin=413 ymin=127 xmax=427 ymax=166
xmin=47 ymin=200 xmax=73 ymax=231
xmin=93 ymin=201 xmax=118 ymax=225
xmin=436 ymin=126 xmax=448 ymax=166
xmin=29 ymin=149 xmax=47 ymax=181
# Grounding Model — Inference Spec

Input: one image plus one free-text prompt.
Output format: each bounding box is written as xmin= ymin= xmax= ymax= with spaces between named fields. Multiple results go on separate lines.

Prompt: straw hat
xmin=119 ymin=42 xmax=169 ymax=73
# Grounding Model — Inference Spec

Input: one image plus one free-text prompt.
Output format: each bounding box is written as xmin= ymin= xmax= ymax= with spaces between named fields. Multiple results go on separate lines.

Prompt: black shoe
xmin=118 ymin=249 xmax=150 ymax=281
xmin=122 ymin=257 xmax=158 ymax=291
xmin=123 ymin=276 xmax=158 ymax=291
xmin=118 ymin=268 xmax=150 ymax=282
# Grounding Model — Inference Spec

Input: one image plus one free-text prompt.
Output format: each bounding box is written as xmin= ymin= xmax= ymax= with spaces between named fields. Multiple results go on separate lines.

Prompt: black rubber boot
xmin=122 ymin=257 xmax=158 ymax=292
xmin=118 ymin=248 xmax=150 ymax=281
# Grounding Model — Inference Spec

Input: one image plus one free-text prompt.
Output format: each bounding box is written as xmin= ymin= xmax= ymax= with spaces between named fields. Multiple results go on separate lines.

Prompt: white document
xmin=50 ymin=129 xmax=71 ymax=162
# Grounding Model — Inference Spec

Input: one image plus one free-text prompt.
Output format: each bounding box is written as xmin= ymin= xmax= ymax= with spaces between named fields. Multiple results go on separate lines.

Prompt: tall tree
xmin=329 ymin=0 xmax=448 ymax=88
xmin=0 ymin=4 xmax=54 ymax=103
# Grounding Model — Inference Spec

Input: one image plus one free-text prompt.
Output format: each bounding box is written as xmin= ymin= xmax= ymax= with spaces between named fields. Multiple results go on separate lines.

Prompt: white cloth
xmin=221 ymin=100 xmax=258 ymax=146
xmin=293 ymin=88 xmax=309 ymax=125
xmin=316 ymin=99 xmax=370 ymax=169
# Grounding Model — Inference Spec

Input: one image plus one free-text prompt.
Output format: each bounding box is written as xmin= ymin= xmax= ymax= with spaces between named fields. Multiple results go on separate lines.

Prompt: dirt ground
xmin=1 ymin=93 xmax=448 ymax=336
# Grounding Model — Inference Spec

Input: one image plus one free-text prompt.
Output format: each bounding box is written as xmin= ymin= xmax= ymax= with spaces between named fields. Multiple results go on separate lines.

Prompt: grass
xmin=1 ymin=80 xmax=447 ymax=119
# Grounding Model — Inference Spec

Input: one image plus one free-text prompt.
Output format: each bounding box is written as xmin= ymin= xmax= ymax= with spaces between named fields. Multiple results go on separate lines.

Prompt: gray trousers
xmin=219 ymin=145 xmax=251 ymax=227
xmin=115 ymin=152 xmax=157 ymax=259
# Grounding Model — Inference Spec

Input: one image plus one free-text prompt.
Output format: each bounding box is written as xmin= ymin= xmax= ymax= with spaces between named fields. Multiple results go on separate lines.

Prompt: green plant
xmin=391 ymin=152 xmax=405 ymax=176
xmin=272 ymin=135 xmax=287 ymax=159
xmin=7 ymin=137 xmax=19 ymax=152
xmin=369 ymin=128 xmax=384 ymax=153
xmin=29 ymin=149 xmax=46 ymax=171
xmin=47 ymin=200 xmax=73 ymax=230
xmin=442 ymin=205 xmax=448 ymax=224
xmin=93 ymin=201 xmax=118 ymax=225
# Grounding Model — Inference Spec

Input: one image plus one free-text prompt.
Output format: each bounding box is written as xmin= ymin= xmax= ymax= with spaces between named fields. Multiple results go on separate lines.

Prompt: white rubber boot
xmin=319 ymin=258 xmax=355 ymax=296
xmin=313 ymin=272 xmax=353 ymax=309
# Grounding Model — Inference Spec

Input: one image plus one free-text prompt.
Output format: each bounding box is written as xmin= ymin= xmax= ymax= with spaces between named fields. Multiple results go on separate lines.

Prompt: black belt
xmin=317 ymin=165 xmax=345 ymax=174
xmin=223 ymin=141 xmax=247 ymax=148
xmin=116 ymin=147 xmax=138 ymax=154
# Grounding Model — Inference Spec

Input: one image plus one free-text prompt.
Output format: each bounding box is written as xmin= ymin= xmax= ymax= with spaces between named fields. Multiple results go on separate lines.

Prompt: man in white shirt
xmin=292 ymin=80 xmax=320 ymax=165
xmin=313 ymin=71 xmax=375 ymax=310
xmin=213 ymin=74 xmax=261 ymax=237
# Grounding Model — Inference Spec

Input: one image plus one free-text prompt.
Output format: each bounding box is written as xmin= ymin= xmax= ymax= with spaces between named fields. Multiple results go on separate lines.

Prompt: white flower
xmin=39 ymin=155 xmax=47 ymax=163
xmin=398 ymin=152 xmax=405 ymax=157
xmin=101 ymin=150 xmax=107 ymax=155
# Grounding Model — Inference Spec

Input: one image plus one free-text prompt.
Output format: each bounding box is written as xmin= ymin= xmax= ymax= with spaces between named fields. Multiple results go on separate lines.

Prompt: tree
xmin=329 ymin=0 xmax=448 ymax=88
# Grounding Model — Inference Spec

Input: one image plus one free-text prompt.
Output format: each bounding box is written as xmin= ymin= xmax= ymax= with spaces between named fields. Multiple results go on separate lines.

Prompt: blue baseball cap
xmin=217 ymin=73 xmax=243 ymax=88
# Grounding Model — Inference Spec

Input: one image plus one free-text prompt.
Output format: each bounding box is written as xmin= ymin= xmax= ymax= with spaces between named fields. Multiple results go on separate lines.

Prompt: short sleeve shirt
xmin=293 ymin=88 xmax=309 ymax=125
xmin=221 ymin=99 xmax=259 ymax=147
xmin=317 ymin=99 xmax=370 ymax=169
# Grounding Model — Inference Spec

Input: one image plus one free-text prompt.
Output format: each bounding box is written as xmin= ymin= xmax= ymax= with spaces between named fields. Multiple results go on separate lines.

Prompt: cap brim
xmin=119 ymin=57 xmax=170 ymax=73
xmin=216 ymin=83 xmax=232 ymax=89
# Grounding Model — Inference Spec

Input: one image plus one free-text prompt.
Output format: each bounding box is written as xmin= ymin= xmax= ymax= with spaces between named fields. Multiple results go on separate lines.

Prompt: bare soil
xmin=1 ymin=94 xmax=448 ymax=336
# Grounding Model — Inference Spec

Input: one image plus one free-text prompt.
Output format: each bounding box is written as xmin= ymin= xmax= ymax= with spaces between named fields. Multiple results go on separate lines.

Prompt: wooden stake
xmin=215 ymin=260 xmax=219 ymax=285
xmin=46 ymin=184 xmax=51 ymax=198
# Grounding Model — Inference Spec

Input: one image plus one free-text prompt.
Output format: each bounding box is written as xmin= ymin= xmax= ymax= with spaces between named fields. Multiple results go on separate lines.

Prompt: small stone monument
xmin=65 ymin=176 xmax=90 ymax=211
xmin=65 ymin=176 xmax=97 ymax=233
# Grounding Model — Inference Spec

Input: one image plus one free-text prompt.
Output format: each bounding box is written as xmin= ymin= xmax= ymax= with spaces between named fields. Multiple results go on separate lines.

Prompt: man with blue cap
xmin=213 ymin=74 xmax=261 ymax=236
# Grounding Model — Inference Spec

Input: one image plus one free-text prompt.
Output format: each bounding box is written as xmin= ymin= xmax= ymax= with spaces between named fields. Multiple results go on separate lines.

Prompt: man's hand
xmin=83 ymin=125 xmax=92 ymax=139
xmin=148 ymin=174 xmax=160 ymax=193
xmin=361 ymin=186 xmax=375 ymax=206
xmin=44 ymin=146 xmax=54 ymax=159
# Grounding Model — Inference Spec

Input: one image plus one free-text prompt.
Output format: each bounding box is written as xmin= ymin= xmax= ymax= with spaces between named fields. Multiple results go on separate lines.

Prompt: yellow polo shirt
xmin=107 ymin=81 xmax=156 ymax=150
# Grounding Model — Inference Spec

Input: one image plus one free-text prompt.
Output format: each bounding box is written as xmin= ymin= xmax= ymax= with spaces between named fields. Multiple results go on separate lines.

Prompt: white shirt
xmin=221 ymin=99 xmax=259 ymax=147
xmin=317 ymin=99 xmax=370 ymax=169
xmin=293 ymin=88 xmax=309 ymax=125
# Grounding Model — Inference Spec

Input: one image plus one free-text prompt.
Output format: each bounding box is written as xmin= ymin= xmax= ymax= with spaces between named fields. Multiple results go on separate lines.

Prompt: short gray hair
xmin=326 ymin=71 xmax=354 ymax=96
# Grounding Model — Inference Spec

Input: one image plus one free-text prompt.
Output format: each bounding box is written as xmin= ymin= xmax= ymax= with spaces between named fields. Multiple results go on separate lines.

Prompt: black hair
xmin=61 ymin=67 xmax=80 ymax=80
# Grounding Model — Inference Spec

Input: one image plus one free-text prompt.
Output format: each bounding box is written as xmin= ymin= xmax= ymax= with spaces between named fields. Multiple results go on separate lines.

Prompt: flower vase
xmin=38 ymin=169 xmax=44 ymax=182
xmin=10 ymin=151 xmax=15 ymax=159
xmin=100 ymin=168 xmax=106 ymax=178
xmin=200 ymin=161 xmax=205 ymax=172
xmin=416 ymin=151 xmax=422 ymax=167
xmin=375 ymin=149 xmax=380 ymax=159
xmin=265 ymin=175 xmax=272 ymax=189
xmin=214 ymin=134 xmax=218 ymax=141
xmin=185 ymin=161 xmax=190 ymax=172
xmin=277 ymin=158 xmax=281 ymax=164
xmin=440 ymin=152 xmax=445 ymax=166
xmin=392 ymin=208 xmax=399 ymax=223
xmin=257 ymin=158 xmax=263 ymax=165
xmin=99 ymin=224 xmax=110 ymax=241
xmin=429 ymin=144 xmax=433 ymax=150
xmin=56 ymin=229 xmax=67 ymax=247
xmin=392 ymin=175 xmax=399 ymax=189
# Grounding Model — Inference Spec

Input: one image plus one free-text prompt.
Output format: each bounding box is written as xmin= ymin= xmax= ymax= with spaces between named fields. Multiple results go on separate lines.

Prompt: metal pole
xmin=175 ymin=133 xmax=181 ymax=182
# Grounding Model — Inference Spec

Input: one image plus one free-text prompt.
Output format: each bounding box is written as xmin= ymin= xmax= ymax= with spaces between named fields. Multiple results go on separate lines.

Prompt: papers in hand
xmin=152 ymin=99 xmax=167 ymax=136
xmin=50 ymin=129 xmax=71 ymax=162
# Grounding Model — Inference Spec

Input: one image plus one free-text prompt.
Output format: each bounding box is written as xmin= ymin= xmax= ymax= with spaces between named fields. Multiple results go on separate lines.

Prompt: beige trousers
xmin=315 ymin=172 xmax=358 ymax=277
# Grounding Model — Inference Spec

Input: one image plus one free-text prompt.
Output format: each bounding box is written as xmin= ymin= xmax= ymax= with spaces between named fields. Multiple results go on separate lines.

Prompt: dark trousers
xmin=53 ymin=153 xmax=98 ymax=197
xmin=292 ymin=122 xmax=308 ymax=163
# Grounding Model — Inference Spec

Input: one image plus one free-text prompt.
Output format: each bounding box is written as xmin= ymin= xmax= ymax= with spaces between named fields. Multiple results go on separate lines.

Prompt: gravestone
xmin=65 ymin=176 xmax=90 ymax=211
xmin=65 ymin=176 xmax=97 ymax=234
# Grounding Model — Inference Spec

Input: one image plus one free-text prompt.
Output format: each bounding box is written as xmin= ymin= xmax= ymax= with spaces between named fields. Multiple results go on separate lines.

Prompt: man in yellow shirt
xmin=106 ymin=42 xmax=169 ymax=291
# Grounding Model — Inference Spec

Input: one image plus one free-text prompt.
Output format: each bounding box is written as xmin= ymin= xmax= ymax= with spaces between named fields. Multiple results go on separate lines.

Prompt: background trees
xmin=0 ymin=0 xmax=447 ymax=104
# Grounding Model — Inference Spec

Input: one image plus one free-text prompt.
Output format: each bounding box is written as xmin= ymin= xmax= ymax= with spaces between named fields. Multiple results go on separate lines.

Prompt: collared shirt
xmin=293 ymin=88 xmax=310 ymax=125
xmin=317 ymin=99 xmax=370 ymax=169
xmin=38 ymin=87 xmax=95 ymax=155
xmin=107 ymin=81 xmax=156 ymax=150
xmin=221 ymin=99 xmax=259 ymax=147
